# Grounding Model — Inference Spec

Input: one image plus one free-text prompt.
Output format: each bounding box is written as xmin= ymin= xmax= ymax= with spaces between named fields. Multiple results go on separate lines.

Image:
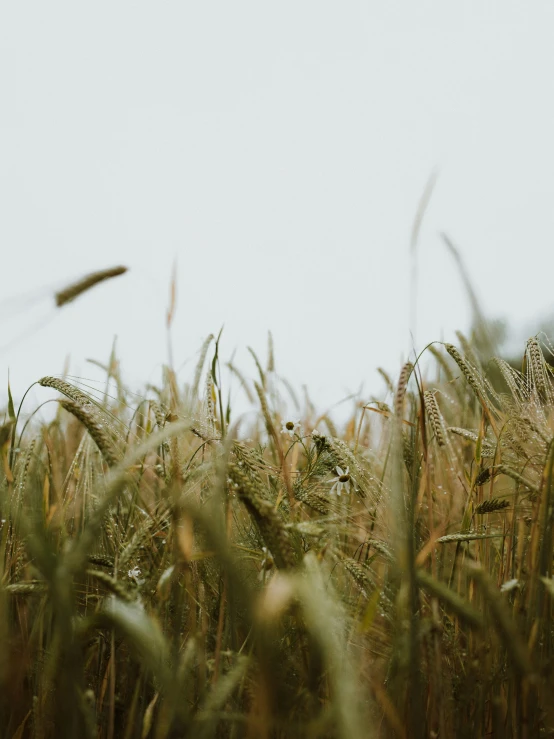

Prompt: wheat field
xmin=1 ymin=314 xmax=554 ymax=738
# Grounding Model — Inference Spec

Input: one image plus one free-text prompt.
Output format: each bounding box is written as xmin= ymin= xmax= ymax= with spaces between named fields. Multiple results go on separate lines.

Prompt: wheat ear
xmin=60 ymin=400 xmax=119 ymax=468
xmin=55 ymin=266 xmax=127 ymax=307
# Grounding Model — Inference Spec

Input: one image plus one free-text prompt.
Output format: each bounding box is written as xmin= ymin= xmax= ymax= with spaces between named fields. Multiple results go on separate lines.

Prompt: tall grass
xmin=1 ymin=328 xmax=554 ymax=737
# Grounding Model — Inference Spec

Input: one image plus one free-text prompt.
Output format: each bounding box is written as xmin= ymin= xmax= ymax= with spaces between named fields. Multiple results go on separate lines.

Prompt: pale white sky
xmin=1 ymin=3 xmax=553 ymax=417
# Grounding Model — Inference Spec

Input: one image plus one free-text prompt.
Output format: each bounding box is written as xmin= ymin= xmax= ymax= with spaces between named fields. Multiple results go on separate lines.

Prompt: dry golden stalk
xmin=55 ymin=266 xmax=127 ymax=307
xmin=60 ymin=400 xmax=119 ymax=468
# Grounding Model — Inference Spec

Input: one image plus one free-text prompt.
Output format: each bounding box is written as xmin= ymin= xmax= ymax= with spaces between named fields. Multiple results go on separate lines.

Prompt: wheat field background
xmin=1 ymin=265 xmax=554 ymax=738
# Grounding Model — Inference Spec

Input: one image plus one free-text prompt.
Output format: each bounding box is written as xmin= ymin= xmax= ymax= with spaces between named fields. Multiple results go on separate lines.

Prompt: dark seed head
xmin=286 ymin=421 xmax=295 ymax=431
xmin=339 ymin=474 xmax=350 ymax=483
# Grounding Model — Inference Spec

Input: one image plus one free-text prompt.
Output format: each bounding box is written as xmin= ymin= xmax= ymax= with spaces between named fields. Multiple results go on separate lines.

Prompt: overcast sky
xmin=2 ymin=3 xmax=554 ymax=418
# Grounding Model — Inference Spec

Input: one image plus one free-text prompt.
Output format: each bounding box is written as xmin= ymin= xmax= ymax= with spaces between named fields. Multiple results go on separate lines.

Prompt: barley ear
xmin=60 ymin=400 xmax=119 ymax=468
xmin=55 ymin=266 xmax=127 ymax=307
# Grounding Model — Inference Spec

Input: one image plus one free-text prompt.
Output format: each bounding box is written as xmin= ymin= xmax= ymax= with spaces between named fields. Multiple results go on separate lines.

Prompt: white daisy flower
xmin=328 ymin=466 xmax=352 ymax=497
xmin=128 ymin=567 xmax=142 ymax=582
xmin=281 ymin=419 xmax=301 ymax=437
